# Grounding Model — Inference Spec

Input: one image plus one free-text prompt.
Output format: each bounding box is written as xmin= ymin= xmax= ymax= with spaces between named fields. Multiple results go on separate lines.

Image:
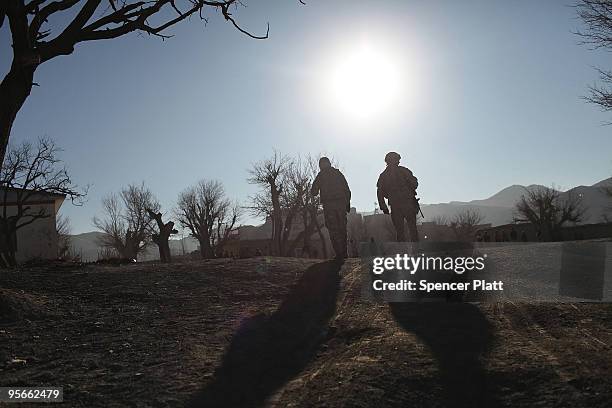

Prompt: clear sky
xmin=2 ymin=0 xmax=612 ymax=234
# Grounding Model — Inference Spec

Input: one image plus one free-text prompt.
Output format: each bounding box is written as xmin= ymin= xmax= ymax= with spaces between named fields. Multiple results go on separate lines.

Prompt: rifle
xmin=416 ymin=197 xmax=424 ymax=218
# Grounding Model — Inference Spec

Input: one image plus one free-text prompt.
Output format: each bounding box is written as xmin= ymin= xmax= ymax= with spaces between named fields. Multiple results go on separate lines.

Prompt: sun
xmin=328 ymin=44 xmax=401 ymax=121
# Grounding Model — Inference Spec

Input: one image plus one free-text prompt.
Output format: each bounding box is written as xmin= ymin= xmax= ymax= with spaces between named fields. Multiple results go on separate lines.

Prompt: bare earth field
xmin=1 ymin=257 xmax=611 ymax=407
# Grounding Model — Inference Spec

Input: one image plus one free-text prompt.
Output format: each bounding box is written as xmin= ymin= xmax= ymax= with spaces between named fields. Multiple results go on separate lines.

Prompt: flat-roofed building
xmin=0 ymin=188 xmax=65 ymax=263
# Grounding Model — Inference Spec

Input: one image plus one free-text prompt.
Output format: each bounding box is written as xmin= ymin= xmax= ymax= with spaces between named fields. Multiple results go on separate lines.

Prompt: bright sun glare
xmin=329 ymin=44 xmax=401 ymax=121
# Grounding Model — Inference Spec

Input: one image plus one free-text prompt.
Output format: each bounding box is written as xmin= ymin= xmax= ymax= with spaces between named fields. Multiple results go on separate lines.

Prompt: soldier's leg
xmin=339 ymin=208 xmax=348 ymax=258
xmin=330 ymin=209 xmax=347 ymax=259
xmin=391 ymin=208 xmax=407 ymax=242
xmin=324 ymin=208 xmax=342 ymax=259
xmin=407 ymin=211 xmax=419 ymax=242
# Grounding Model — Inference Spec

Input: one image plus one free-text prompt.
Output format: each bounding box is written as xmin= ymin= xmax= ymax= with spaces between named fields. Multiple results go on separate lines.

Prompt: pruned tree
xmin=146 ymin=208 xmax=177 ymax=263
xmin=247 ymin=151 xmax=290 ymax=256
xmin=0 ymin=0 xmax=281 ymax=165
xmin=514 ymin=186 xmax=586 ymax=241
xmin=247 ymin=152 xmax=328 ymax=257
xmin=93 ymin=182 xmax=159 ymax=260
xmin=450 ymin=208 xmax=484 ymax=242
xmin=56 ymin=213 xmax=71 ymax=259
xmin=0 ymin=137 xmax=83 ymax=267
xmin=575 ymin=0 xmax=612 ymax=112
xmin=176 ymin=179 xmax=239 ymax=259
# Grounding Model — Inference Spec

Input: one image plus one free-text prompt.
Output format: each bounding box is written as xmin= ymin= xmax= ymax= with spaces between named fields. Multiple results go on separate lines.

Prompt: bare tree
xmin=449 ymin=208 xmax=484 ymax=242
xmin=176 ymin=179 xmax=239 ymax=259
xmin=430 ymin=215 xmax=450 ymax=226
xmin=56 ymin=213 xmax=71 ymax=259
xmin=247 ymin=153 xmax=328 ymax=257
xmin=575 ymin=0 xmax=612 ymax=112
xmin=146 ymin=208 xmax=177 ymax=263
xmin=0 ymin=0 xmax=283 ymax=165
xmin=424 ymin=214 xmax=452 ymax=242
xmin=0 ymin=137 xmax=83 ymax=267
xmin=247 ymin=152 xmax=291 ymax=256
xmin=514 ymin=186 xmax=586 ymax=241
xmin=93 ymin=182 xmax=159 ymax=260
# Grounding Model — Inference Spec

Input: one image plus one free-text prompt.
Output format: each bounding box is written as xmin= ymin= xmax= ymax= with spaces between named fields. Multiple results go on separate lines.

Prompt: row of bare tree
xmin=429 ymin=186 xmax=588 ymax=242
xmin=429 ymin=209 xmax=487 ymax=242
xmin=0 ymin=141 xmax=332 ymax=266
xmin=94 ymin=180 xmax=240 ymax=263
xmin=94 ymin=151 xmax=332 ymax=262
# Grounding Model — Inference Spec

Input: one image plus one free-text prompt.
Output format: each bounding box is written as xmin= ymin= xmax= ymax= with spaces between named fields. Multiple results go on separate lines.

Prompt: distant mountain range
xmin=69 ymin=177 xmax=612 ymax=261
xmin=421 ymin=177 xmax=612 ymax=226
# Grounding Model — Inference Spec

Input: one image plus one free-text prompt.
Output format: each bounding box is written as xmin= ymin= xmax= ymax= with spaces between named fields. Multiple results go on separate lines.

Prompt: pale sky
xmin=2 ymin=0 xmax=612 ymax=234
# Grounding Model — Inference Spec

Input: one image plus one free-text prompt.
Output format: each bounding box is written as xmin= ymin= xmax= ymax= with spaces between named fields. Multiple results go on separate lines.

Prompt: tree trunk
xmin=199 ymin=238 xmax=214 ymax=259
xmin=0 ymin=65 xmax=35 ymax=165
xmin=153 ymin=235 xmax=170 ymax=263
xmin=270 ymin=185 xmax=282 ymax=256
xmin=161 ymin=240 xmax=171 ymax=262
xmin=302 ymin=210 xmax=312 ymax=257
xmin=280 ymin=207 xmax=298 ymax=256
xmin=123 ymin=231 xmax=140 ymax=260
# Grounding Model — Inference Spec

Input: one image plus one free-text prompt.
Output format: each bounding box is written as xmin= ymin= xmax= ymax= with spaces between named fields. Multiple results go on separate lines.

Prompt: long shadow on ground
xmin=389 ymin=302 xmax=496 ymax=408
xmin=189 ymin=260 xmax=342 ymax=407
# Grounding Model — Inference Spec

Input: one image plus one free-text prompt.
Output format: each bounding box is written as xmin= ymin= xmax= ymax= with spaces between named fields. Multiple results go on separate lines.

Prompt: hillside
xmin=423 ymin=177 xmax=612 ymax=226
xmin=1 ymin=257 xmax=610 ymax=407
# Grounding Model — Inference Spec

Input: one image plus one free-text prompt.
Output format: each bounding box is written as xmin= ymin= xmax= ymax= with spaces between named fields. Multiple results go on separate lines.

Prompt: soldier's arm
xmin=410 ymin=172 xmax=419 ymax=190
xmin=377 ymin=188 xmax=389 ymax=214
xmin=340 ymin=172 xmax=351 ymax=212
xmin=341 ymin=172 xmax=351 ymax=202
xmin=376 ymin=177 xmax=389 ymax=213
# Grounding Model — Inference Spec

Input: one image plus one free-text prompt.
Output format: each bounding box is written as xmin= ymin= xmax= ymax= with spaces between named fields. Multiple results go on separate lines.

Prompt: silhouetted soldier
xmin=311 ymin=157 xmax=351 ymax=260
xmin=377 ymin=152 xmax=420 ymax=242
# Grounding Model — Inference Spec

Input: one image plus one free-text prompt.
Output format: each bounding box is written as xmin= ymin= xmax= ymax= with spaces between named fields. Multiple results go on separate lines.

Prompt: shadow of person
xmin=189 ymin=260 xmax=342 ymax=408
xmin=389 ymin=302 xmax=495 ymax=408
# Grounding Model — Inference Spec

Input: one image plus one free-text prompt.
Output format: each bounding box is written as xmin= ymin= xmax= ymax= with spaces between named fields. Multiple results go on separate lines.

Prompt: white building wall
xmin=10 ymin=203 xmax=59 ymax=262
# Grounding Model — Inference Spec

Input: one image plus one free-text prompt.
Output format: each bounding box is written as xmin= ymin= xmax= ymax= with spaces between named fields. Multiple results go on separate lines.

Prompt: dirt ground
xmin=1 ymin=258 xmax=611 ymax=407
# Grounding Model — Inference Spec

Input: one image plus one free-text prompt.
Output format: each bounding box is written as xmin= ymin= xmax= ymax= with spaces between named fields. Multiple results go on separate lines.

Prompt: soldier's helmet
xmin=384 ymin=151 xmax=401 ymax=165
